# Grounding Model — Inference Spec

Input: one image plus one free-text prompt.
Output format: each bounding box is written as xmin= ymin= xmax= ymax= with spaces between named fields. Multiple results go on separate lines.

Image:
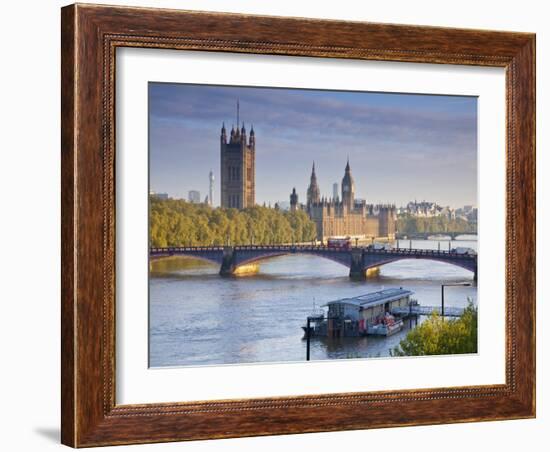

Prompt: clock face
xmin=343 ymin=186 xmax=349 ymax=192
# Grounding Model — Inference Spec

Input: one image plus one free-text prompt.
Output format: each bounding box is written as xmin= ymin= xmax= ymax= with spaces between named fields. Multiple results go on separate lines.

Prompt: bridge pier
xmin=349 ymin=249 xmax=366 ymax=280
xmin=219 ymin=246 xmax=236 ymax=276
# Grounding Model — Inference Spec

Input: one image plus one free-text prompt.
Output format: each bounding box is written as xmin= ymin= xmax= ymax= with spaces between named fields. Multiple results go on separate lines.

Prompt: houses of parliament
xmin=290 ymin=161 xmax=396 ymax=241
xmin=220 ymin=121 xmax=255 ymax=209
xmin=219 ymin=113 xmax=396 ymax=241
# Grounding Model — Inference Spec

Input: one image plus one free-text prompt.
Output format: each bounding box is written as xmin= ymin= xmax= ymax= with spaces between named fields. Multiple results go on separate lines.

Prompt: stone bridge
xmin=150 ymin=245 xmax=477 ymax=280
xmin=395 ymin=231 xmax=478 ymax=240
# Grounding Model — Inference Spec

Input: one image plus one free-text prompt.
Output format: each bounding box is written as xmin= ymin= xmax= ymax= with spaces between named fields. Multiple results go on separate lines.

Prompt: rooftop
xmin=323 ymin=288 xmax=413 ymax=308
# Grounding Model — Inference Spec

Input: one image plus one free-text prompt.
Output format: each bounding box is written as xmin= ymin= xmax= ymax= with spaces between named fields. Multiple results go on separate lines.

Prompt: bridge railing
xmin=149 ymin=245 xmax=476 ymax=258
xmin=150 ymin=246 xmax=225 ymax=253
xmin=369 ymin=247 xmax=477 ymax=258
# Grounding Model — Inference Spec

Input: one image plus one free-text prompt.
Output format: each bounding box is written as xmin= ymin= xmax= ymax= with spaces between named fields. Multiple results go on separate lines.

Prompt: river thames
xmin=149 ymin=237 xmax=477 ymax=367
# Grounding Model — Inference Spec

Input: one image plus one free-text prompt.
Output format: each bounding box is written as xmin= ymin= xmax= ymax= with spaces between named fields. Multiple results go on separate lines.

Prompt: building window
xmin=228 ymin=194 xmax=240 ymax=208
xmin=228 ymin=166 xmax=241 ymax=182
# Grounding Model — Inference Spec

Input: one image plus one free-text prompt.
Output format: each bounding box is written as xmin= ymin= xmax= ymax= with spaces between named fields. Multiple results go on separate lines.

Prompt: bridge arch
xmin=362 ymin=255 xmax=477 ymax=276
xmin=234 ymin=250 xmax=352 ymax=270
xmin=149 ymin=249 xmax=224 ymax=266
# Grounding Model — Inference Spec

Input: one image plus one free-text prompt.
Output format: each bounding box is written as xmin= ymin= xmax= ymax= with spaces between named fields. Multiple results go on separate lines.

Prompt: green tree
xmin=396 ymin=214 xmax=476 ymax=235
xmin=148 ymin=198 xmax=318 ymax=247
xmin=392 ymin=303 xmax=478 ymax=356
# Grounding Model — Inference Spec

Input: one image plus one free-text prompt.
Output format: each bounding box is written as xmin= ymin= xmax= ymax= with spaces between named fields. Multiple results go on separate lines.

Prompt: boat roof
xmin=323 ymin=288 xmax=413 ymax=308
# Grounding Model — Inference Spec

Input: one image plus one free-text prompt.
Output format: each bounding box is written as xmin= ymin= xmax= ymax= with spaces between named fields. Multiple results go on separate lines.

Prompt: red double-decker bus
xmin=327 ymin=237 xmax=352 ymax=249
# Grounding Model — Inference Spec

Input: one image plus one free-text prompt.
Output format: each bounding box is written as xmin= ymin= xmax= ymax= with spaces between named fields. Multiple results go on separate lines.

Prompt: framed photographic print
xmin=61 ymin=3 xmax=536 ymax=447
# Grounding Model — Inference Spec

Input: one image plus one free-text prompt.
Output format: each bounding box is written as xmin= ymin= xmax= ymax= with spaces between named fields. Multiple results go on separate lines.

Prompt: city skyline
xmin=149 ymin=83 xmax=477 ymax=207
xmin=150 ymin=183 xmax=476 ymax=211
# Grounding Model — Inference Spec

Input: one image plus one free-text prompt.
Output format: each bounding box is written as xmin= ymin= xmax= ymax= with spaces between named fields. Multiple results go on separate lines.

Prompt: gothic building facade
xmin=291 ymin=161 xmax=396 ymax=241
xmin=220 ymin=122 xmax=255 ymax=209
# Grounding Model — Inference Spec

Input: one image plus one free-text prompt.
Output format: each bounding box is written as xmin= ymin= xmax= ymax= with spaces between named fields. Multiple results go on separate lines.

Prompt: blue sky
xmin=149 ymin=82 xmax=477 ymax=208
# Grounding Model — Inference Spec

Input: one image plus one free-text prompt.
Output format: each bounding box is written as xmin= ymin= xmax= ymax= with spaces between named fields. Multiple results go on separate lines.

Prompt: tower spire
xmin=236 ymin=99 xmax=240 ymax=130
xmin=307 ymin=161 xmax=320 ymax=206
xmin=342 ymin=157 xmax=355 ymax=210
xmin=221 ymin=122 xmax=227 ymax=144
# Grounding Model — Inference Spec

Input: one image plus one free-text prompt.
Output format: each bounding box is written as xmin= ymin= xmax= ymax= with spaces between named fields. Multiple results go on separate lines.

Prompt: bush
xmin=391 ymin=303 xmax=477 ymax=356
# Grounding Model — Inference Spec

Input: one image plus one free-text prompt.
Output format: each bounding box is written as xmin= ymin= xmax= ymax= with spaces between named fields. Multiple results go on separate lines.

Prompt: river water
xmin=149 ymin=237 xmax=477 ymax=367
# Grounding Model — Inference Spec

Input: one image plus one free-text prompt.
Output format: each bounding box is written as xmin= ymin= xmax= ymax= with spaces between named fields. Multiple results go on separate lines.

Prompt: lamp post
xmin=306 ymin=317 xmax=312 ymax=361
xmin=441 ymin=282 xmax=471 ymax=318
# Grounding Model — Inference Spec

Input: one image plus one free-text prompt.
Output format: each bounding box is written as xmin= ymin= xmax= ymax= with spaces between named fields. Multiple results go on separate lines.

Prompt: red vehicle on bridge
xmin=327 ymin=237 xmax=352 ymax=249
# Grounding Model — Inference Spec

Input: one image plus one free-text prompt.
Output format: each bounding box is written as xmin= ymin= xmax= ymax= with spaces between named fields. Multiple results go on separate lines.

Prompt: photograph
xmin=148 ymin=82 xmax=479 ymax=367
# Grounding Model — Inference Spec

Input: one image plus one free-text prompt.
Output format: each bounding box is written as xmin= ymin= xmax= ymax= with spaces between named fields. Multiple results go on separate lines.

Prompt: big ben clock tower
xmin=341 ymin=158 xmax=355 ymax=210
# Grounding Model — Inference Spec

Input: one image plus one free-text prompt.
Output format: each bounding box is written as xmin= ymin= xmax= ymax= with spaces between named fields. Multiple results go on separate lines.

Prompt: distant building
xmin=406 ymin=200 xmax=442 ymax=218
xmin=438 ymin=206 xmax=455 ymax=220
xmin=209 ymin=169 xmax=214 ymax=206
xmin=188 ymin=190 xmax=201 ymax=203
xmin=396 ymin=206 xmax=408 ymax=216
xmin=294 ymin=160 xmax=396 ymax=241
xmin=454 ymin=205 xmax=477 ymax=222
xmin=220 ymin=103 xmax=255 ymax=209
xmin=290 ymin=188 xmax=298 ymax=212
xmin=461 ymin=206 xmax=477 ymax=222
xmin=149 ymin=191 xmax=169 ymax=200
xmin=332 ymin=183 xmax=339 ymax=201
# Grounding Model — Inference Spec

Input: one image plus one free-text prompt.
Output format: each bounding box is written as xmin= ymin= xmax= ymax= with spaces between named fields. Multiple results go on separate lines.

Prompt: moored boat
xmin=301 ymin=288 xmax=413 ymax=338
xmin=367 ymin=313 xmax=404 ymax=336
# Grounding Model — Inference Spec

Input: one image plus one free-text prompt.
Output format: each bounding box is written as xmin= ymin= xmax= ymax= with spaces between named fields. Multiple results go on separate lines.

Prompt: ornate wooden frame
xmin=61 ymin=3 xmax=535 ymax=447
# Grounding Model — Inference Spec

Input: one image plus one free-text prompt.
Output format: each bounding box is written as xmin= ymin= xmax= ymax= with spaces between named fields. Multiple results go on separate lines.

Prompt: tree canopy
xmin=396 ymin=214 xmax=477 ymax=235
xmin=391 ymin=303 xmax=478 ymax=356
xmin=149 ymin=198 xmax=317 ymax=247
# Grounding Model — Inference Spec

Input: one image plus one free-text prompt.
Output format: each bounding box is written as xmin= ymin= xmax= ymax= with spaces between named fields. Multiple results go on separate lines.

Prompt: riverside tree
xmin=396 ymin=214 xmax=476 ymax=235
xmin=149 ymin=198 xmax=317 ymax=247
xmin=391 ymin=302 xmax=478 ymax=356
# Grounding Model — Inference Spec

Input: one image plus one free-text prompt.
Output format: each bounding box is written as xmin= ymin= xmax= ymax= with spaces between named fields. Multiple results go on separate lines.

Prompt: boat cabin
xmin=305 ymin=288 xmax=414 ymax=338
